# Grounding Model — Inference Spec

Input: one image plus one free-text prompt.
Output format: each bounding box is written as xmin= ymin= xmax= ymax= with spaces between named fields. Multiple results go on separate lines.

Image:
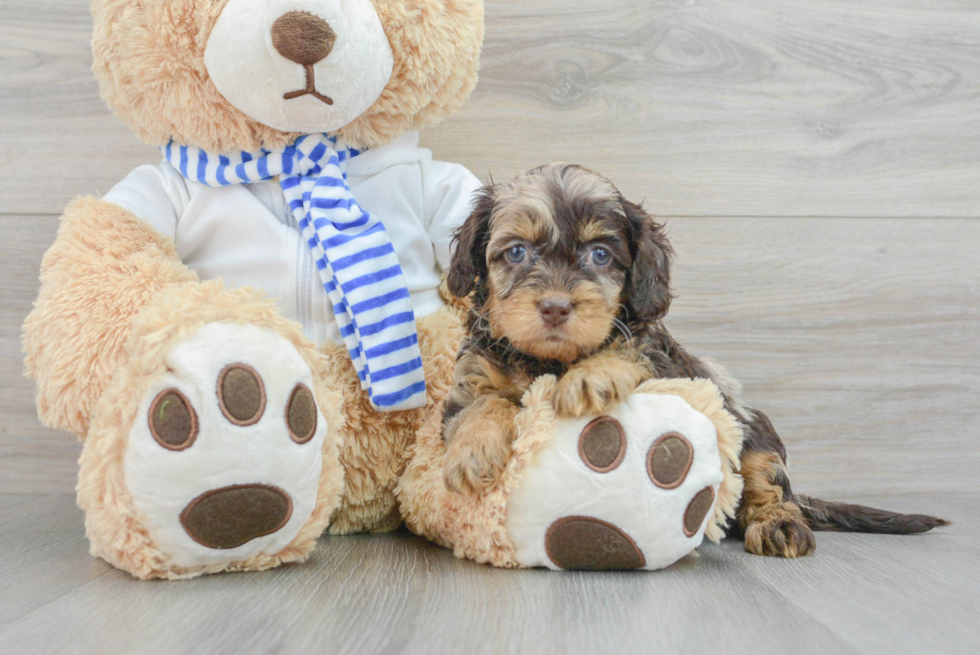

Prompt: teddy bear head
xmin=92 ymin=0 xmax=484 ymax=153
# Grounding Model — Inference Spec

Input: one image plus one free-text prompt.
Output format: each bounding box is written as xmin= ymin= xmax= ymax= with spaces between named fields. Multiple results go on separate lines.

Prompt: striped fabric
xmin=162 ymin=134 xmax=426 ymax=411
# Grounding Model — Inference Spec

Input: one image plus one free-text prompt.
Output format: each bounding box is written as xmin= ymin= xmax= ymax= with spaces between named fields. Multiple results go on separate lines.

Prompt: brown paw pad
xmin=683 ymin=487 xmax=715 ymax=537
xmin=647 ymin=432 xmax=694 ymax=489
xmin=578 ymin=416 xmax=627 ymax=473
xmin=286 ymin=383 xmax=318 ymax=444
xmin=180 ymin=484 xmax=293 ymax=549
xmin=545 ymin=516 xmax=646 ymax=570
xmin=149 ymin=389 xmax=199 ymax=451
xmin=218 ymin=363 xmax=266 ymax=426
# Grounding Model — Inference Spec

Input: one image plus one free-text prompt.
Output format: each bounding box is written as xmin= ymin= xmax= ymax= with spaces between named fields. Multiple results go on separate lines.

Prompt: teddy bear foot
xmin=398 ymin=376 xmax=743 ymax=572
xmin=80 ymin=317 xmax=343 ymax=579
xmin=505 ymin=389 xmax=731 ymax=571
xmin=125 ymin=323 xmax=328 ymax=566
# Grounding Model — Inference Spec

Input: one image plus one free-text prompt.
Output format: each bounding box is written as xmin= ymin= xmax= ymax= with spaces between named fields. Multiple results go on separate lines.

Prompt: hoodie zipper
xmin=291 ymin=200 xmax=314 ymax=341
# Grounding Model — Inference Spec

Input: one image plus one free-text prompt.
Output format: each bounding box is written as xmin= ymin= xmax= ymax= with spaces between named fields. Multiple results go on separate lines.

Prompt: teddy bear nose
xmin=539 ymin=296 xmax=573 ymax=328
xmin=271 ymin=11 xmax=337 ymax=66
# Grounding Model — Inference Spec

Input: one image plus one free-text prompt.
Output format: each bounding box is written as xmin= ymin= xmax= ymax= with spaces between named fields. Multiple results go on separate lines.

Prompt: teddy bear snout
xmin=271 ymin=10 xmax=336 ymax=66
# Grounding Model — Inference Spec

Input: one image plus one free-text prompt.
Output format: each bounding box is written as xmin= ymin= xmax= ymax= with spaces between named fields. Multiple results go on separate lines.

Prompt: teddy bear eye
xmin=589 ymin=247 xmax=611 ymax=267
xmin=506 ymin=245 xmax=527 ymax=264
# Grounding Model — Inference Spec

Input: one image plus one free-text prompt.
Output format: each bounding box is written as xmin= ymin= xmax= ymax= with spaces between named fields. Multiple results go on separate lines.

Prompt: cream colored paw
xmin=125 ymin=323 xmax=329 ymax=568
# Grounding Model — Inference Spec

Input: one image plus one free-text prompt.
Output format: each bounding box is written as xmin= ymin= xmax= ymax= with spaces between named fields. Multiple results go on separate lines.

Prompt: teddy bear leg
xmin=23 ymin=197 xmax=196 ymax=439
xmin=326 ymin=304 xmax=466 ymax=535
xmin=78 ymin=282 xmax=345 ymax=579
xmin=398 ymin=377 xmax=743 ymax=571
xmin=506 ymin=380 xmax=742 ymax=571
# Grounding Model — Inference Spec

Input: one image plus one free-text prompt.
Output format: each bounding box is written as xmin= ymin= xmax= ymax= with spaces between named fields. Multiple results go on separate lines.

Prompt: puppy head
xmin=449 ymin=164 xmax=673 ymax=362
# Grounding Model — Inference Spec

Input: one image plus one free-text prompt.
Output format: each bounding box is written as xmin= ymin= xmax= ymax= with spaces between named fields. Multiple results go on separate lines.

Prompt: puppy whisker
xmin=612 ymin=318 xmax=633 ymax=343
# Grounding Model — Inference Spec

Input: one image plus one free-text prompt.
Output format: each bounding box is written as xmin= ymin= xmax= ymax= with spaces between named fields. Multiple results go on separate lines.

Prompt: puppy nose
xmin=539 ymin=296 xmax=573 ymax=328
xmin=271 ymin=11 xmax=337 ymax=65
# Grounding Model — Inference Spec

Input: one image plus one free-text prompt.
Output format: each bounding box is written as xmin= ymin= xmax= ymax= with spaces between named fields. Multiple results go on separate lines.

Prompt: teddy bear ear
xmin=337 ymin=0 xmax=486 ymax=149
xmin=92 ymin=0 xmax=293 ymax=154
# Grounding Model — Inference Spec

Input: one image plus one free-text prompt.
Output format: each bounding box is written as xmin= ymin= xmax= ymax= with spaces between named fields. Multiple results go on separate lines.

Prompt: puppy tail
xmin=796 ymin=495 xmax=949 ymax=534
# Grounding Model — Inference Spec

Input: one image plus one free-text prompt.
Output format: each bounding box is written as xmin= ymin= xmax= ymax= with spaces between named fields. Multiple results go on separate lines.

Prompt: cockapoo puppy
xmin=440 ymin=163 xmax=946 ymax=558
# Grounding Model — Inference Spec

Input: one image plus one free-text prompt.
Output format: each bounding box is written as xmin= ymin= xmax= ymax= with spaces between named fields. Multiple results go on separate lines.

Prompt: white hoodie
xmin=103 ymin=131 xmax=482 ymax=347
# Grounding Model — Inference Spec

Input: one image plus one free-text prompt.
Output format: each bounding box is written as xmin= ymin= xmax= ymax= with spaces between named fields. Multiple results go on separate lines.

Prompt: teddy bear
xmin=22 ymin=0 xmax=744 ymax=579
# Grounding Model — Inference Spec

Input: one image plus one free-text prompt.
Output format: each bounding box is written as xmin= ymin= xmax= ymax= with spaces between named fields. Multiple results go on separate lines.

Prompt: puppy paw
xmin=743 ymin=507 xmax=816 ymax=558
xmin=553 ymin=364 xmax=638 ymax=418
xmin=443 ymin=432 xmax=511 ymax=495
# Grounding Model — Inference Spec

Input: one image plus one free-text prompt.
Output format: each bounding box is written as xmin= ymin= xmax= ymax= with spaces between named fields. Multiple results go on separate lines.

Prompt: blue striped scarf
xmin=162 ymin=134 xmax=426 ymax=412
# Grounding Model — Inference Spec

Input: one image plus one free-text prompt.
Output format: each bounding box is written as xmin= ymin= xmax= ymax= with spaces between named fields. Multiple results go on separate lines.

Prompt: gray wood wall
xmin=2 ymin=0 xmax=978 ymax=496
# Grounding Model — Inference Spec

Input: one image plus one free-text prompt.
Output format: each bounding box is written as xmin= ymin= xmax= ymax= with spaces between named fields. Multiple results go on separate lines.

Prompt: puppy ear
xmin=447 ymin=186 xmax=495 ymax=298
xmin=624 ymin=200 xmax=674 ymax=322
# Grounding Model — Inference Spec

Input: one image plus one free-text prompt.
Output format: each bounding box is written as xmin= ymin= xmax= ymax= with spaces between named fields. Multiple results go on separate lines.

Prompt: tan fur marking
xmin=487 ymin=281 xmax=619 ymax=363
xmin=553 ymin=350 xmax=651 ymax=418
xmin=488 ymin=199 xmax=556 ymax=251
xmin=446 ymin=351 xmax=531 ymax=416
xmin=443 ymin=395 xmax=521 ymax=495
xmin=738 ymin=451 xmax=816 ymax=558
xmin=578 ymin=220 xmax=619 ymax=244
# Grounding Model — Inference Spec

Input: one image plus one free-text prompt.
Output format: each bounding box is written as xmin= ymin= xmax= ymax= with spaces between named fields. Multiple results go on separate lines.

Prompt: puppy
xmin=441 ymin=163 xmax=947 ymax=558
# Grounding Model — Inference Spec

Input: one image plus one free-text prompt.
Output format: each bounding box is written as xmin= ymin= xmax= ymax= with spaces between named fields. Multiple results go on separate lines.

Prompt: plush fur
xmin=398 ymin=375 xmax=743 ymax=567
xmin=79 ymin=280 xmax=346 ymax=580
xmin=442 ymin=163 xmax=948 ymax=558
xmin=92 ymin=0 xmax=484 ymax=152
xmin=20 ymin=155 xmax=468 ymax=542
xmin=23 ymin=197 xmax=197 ymax=439
xmin=23 ymin=0 xmax=487 ymax=578
xmin=323 ymin=299 xmax=467 ymax=534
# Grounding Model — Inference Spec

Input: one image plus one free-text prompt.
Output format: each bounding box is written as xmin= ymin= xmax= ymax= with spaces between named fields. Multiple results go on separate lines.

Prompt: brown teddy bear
xmin=22 ymin=0 xmax=745 ymax=579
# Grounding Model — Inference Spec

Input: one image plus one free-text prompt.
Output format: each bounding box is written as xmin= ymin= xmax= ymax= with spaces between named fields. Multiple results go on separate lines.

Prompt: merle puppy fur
xmin=441 ymin=163 xmax=946 ymax=558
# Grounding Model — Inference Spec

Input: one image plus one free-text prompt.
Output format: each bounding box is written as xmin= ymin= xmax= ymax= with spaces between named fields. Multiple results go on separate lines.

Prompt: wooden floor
xmin=0 ymin=493 xmax=976 ymax=654
xmin=2 ymin=1 xmax=979 ymax=653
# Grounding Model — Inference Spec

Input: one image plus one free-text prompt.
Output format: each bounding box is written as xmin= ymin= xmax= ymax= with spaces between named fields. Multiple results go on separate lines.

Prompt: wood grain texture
xmin=0 ymin=215 xmax=81 ymax=495
xmin=663 ymin=217 xmax=980 ymax=498
xmin=0 ymin=493 xmax=975 ymax=655
xmin=2 ymin=2 xmax=979 ymax=649
xmin=2 ymin=0 xmax=980 ymax=216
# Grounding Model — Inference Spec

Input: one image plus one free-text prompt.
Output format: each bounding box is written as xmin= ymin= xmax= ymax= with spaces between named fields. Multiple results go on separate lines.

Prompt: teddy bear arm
xmin=23 ymin=196 xmax=196 ymax=438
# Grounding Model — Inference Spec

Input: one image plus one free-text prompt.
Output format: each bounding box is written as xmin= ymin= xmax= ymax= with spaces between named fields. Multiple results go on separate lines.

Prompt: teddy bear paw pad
xmin=126 ymin=323 xmax=327 ymax=567
xmin=506 ymin=393 xmax=725 ymax=571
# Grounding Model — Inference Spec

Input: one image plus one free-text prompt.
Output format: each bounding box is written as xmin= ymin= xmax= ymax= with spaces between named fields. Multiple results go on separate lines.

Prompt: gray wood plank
xmin=722 ymin=494 xmax=980 ymax=655
xmin=0 ymin=495 xmax=111 ymax=626
xmin=0 ymin=494 xmax=862 ymax=655
xmin=3 ymin=216 xmax=977 ymax=496
xmin=0 ymin=494 xmax=975 ymax=655
xmin=663 ymin=217 xmax=980 ymax=498
xmin=0 ymin=215 xmax=80 ymax=495
xmin=2 ymin=1 xmax=980 ymax=217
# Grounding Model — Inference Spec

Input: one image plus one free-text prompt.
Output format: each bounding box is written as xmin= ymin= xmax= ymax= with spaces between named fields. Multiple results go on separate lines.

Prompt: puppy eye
xmin=589 ymin=247 xmax=611 ymax=267
xmin=506 ymin=245 xmax=527 ymax=264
